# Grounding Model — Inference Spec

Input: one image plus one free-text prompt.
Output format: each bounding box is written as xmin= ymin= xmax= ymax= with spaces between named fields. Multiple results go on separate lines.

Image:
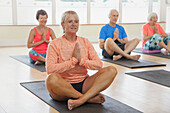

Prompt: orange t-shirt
xmin=46 ymin=35 xmax=103 ymax=83
xmin=32 ymin=27 xmax=51 ymax=53
xmin=142 ymin=23 xmax=166 ymax=46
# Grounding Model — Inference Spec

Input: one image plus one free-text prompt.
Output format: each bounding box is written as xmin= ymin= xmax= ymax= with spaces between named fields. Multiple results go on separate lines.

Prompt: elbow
xmin=46 ymin=66 xmax=52 ymax=75
xmin=46 ymin=63 xmax=57 ymax=74
xmin=99 ymin=44 xmax=104 ymax=49
xmin=98 ymin=61 xmax=103 ymax=69
xmin=27 ymin=44 xmax=31 ymax=48
xmin=143 ymin=37 xmax=147 ymax=41
xmin=143 ymin=35 xmax=148 ymax=41
xmin=143 ymin=38 xmax=147 ymax=41
xmin=99 ymin=45 xmax=103 ymax=49
xmin=47 ymin=70 xmax=51 ymax=75
xmin=27 ymin=45 xmax=30 ymax=49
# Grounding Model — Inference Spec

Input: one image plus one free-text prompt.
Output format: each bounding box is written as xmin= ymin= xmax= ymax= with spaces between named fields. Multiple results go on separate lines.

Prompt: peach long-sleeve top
xmin=46 ymin=35 xmax=103 ymax=83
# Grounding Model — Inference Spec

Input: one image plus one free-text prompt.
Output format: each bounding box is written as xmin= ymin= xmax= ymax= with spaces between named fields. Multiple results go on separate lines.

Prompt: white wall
xmin=0 ymin=22 xmax=165 ymax=47
xmin=165 ymin=3 xmax=170 ymax=32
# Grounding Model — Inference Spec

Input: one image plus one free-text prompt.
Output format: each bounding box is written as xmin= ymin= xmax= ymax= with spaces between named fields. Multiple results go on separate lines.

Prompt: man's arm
xmin=99 ymin=39 xmax=105 ymax=49
xmin=117 ymin=37 xmax=128 ymax=44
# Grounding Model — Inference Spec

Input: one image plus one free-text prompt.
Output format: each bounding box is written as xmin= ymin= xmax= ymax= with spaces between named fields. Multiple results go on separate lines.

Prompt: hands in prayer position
xmin=72 ymin=43 xmax=81 ymax=63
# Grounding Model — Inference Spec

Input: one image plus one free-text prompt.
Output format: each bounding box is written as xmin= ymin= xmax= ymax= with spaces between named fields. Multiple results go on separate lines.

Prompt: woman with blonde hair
xmin=45 ymin=10 xmax=117 ymax=110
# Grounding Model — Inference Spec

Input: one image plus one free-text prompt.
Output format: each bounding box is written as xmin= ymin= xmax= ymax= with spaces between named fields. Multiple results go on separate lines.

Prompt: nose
xmin=72 ymin=22 xmax=76 ymax=25
xmin=42 ymin=18 xmax=47 ymax=21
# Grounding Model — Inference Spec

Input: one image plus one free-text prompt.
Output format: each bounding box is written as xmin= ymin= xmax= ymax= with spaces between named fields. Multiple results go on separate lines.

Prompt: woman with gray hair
xmin=142 ymin=12 xmax=170 ymax=55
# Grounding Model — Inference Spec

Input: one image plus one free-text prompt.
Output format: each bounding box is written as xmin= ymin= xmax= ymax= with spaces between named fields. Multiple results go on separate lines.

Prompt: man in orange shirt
xmin=142 ymin=12 xmax=170 ymax=55
xmin=45 ymin=11 xmax=117 ymax=110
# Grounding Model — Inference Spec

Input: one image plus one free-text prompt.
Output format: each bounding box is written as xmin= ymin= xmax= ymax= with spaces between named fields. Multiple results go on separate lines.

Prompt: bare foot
xmin=68 ymin=99 xmax=84 ymax=110
xmin=88 ymin=94 xmax=105 ymax=104
xmin=129 ymin=55 xmax=141 ymax=61
xmin=113 ymin=55 xmax=122 ymax=61
xmin=34 ymin=61 xmax=43 ymax=65
xmin=163 ymin=51 xmax=168 ymax=55
xmin=67 ymin=94 xmax=105 ymax=110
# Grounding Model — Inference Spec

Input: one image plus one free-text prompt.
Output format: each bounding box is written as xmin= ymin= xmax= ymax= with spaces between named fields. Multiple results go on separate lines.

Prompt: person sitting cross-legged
xmin=45 ymin=10 xmax=118 ymax=110
xmin=99 ymin=9 xmax=141 ymax=61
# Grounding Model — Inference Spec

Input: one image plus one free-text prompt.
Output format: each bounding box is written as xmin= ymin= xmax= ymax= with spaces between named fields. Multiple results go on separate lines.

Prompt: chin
xmin=70 ymin=31 xmax=77 ymax=34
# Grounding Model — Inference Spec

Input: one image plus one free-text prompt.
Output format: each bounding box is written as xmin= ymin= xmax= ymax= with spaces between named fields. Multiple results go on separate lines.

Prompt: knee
xmin=105 ymin=66 xmax=117 ymax=79
xmin=133 ymin=38 xmax=140 ymax=43
xmin=105 ymin=38 xmax=113 ymax=45
xmin=166 ymin=36 xmax=170 ymax=41
xmin=105 ymin=38 xmax=115 ymax=49
xmin=153 ymin=34 xmax=161 ymax=38
xmin=46 ymin=73 xmax=61 ymax=88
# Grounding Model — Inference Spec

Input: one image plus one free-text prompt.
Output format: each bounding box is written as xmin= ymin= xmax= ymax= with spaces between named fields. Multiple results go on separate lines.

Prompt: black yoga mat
xmin=126 ymin=70 xmax=170 ymax=87
xmin=99 ymin=55 xmax=166 ymax=68
xmin=10 ymin=55 xmax=46 ymax=72
xmin=133 ymin=48 xmax=170 ymax=59
xmin=20 ymin=81 xmax=142 ymax=113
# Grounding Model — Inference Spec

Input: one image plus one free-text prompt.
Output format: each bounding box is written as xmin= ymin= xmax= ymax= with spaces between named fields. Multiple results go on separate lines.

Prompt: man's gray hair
xmin=108 ymin=9 xmax=118 ymax=17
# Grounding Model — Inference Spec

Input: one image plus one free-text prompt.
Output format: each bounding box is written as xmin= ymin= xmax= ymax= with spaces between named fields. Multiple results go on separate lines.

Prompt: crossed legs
xmin=104 ymin=38 xmax=140 ymax=60
xmin=143 ymin=34 xmax=170 ymax=55
xmin=45 ymin=66 xmax=117 ymax=110
xmin=158 ymin=41 xmax=170 ymax=55
xmin=34 ymin=56 xmax=46 ymax=65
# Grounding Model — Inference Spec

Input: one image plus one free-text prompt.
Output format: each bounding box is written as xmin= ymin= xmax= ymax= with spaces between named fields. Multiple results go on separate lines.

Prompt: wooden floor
xmin=0 ymin=42 xmax=170 ymax=113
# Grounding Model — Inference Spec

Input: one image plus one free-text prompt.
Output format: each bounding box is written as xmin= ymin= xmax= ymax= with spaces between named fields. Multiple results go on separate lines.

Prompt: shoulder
xmin=101 ymin=24 xmax=109 ymax=29
xmin=30 ymin=28 xmax=36 ymax=34
xmin=46 ymin=26 xmax=52 ymax=30
xmin=78 ymin=36 xmax=90 ymax=44
xmin=155 ymin=23 xmax=161 ymax=27
xmin=116 ymin=24 xmax=124 ymax=29
xmin=116 ymin=24 xmax=125 ymax=31
xmin=116 ymin=24 xmax=126 ymax=31
xmin=100 ymin=24 xmax=110 ymax=33
xmin=49 ymin=37 xmax=62 ymax=46
xmin=142 ymin=23 xmax=149 ymax=29
xmin=49 ymin=27 xmax=54 ymax=33
xmin=78 ymin=36 xmax=88 ymax=41
xmin=143 ymin=23 xmax=149 ymax=27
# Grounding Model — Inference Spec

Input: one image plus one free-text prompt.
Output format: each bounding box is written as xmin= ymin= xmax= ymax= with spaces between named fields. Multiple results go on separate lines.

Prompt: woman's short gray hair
xmin=147 ymin=12 xmax=158 ymax=21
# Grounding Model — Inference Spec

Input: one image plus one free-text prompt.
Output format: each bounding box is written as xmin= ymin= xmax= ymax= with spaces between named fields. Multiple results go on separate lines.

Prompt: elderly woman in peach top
xmin=142 ymin=12 xmax=170 ymax=55
xmin=45 ymin=11 xmax=117 ymax=110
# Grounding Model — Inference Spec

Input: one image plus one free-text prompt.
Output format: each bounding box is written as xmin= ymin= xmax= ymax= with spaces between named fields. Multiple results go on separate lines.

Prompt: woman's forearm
xmin=27 ymin=40 xmax=44 ymax=48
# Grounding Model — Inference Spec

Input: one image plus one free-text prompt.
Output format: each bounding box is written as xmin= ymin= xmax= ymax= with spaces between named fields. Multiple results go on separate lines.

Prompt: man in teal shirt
xmin=99 ymin=9 xmax=140 ymax=61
